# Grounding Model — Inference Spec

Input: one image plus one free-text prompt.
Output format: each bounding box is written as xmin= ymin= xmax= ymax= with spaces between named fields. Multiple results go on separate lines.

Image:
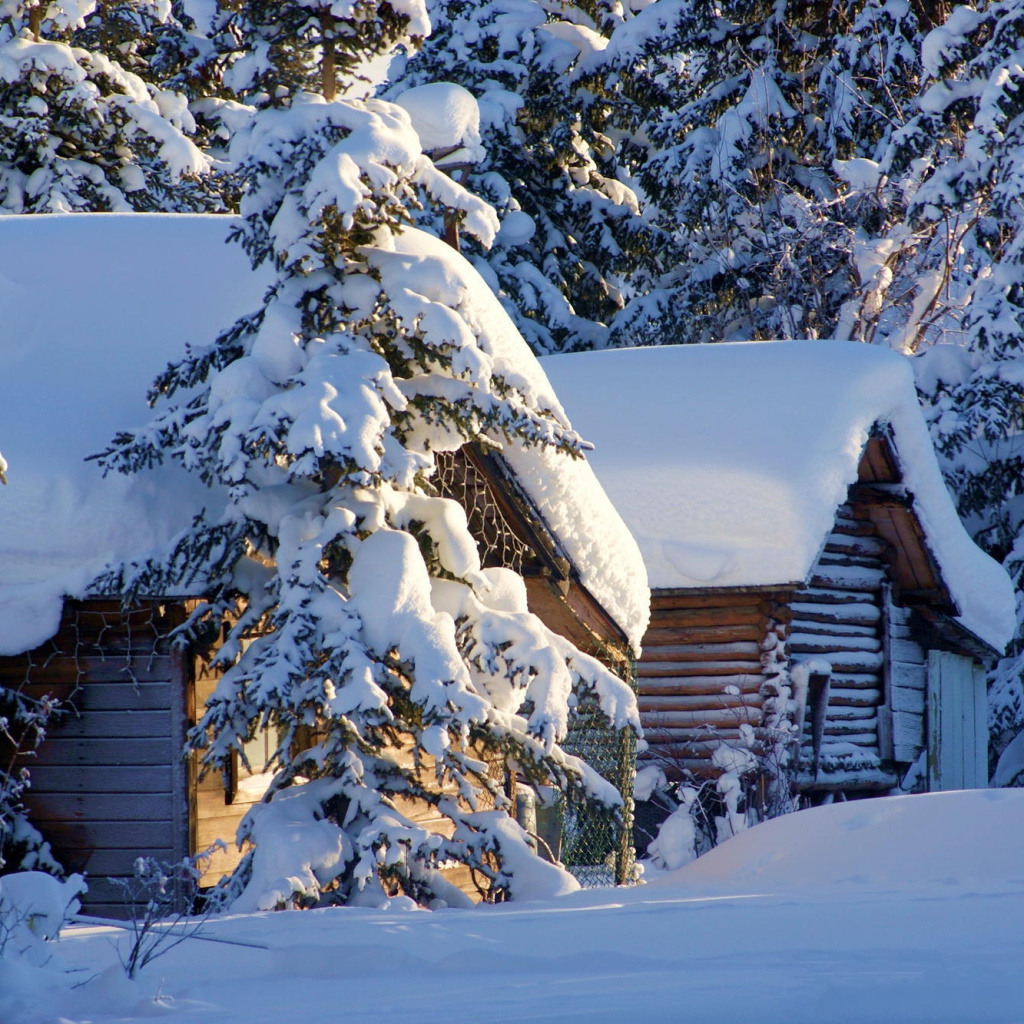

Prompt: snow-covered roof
xmin=0 ymin=213 xmax=647 ymax=656
xmin=0 ymin=213 xmax=271 ymax=656
xmin=541 ymin=341 xmax=1016 ymax=652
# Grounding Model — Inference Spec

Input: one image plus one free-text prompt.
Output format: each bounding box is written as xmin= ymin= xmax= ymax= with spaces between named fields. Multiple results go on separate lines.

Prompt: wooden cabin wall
xmin=885 ymin=599 xmax=927 ymax=765
xmin=790 ymin=504 xmax=891 ymax=788
xmin=638 ymin=504 xmax=928 ymax=794
xmin=636 ymin=592 xmax=779 ymax=779
xmin=4 ymin=601 xmax=189 ymax=918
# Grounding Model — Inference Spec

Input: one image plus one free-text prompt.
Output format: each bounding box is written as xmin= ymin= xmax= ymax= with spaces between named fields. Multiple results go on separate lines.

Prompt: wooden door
xmin=926 ymin=651 xmax=988 ymax=790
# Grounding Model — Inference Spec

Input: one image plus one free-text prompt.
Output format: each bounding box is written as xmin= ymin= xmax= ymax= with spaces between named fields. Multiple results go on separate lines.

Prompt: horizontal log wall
xmin=793 ymin=505 xmax=893 ymax=788
xmin=6 ymin=601 xmax=188 ymax=918
xmin=887 ymin=600 xmax=927 ymax=764
xmin=637 ymin=592 xmax=779 ymax=778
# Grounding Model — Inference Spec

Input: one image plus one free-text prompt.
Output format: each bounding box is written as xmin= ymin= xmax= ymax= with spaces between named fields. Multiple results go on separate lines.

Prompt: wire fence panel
xmin=560 ymin=691 xmax=637 ymax=887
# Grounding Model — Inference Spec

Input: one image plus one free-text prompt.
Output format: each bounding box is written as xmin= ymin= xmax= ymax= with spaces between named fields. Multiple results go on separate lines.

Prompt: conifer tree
xmin=97 ymin=0 xmax=637 ymax=908
xmin=623 ymin=0 xmax=936 ymax=345
xmin=387 ymin=0 xmax=668 ymax=353
xmin=0 ymin=0 xmax=218 ymax=212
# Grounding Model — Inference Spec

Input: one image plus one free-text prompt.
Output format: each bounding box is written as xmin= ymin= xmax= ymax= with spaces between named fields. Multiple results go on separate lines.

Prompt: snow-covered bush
xmin=97 ymin=0 xmax=638 ymax=910
xmin=0 ymin=687 xmax=61 ymax=877
xmin=0 ymin=871 xmax=84 ymax=965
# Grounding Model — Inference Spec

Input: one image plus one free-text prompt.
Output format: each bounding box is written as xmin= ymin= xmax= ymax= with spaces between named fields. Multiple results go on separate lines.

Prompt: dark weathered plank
xmin=825 ymin=688 xmax=882 ymax=708
xmin=641 ymin=641 xmax=763 ymax=662
xmin=45 ymin=710 xmax=173 ymax=740
xmin=826 ymin=672 xmax=883 ymax=690
xmin=637 ymin=660 xmax=763 ymax=677
xmin=650 ymin=592 xmax=768 ymax=611
xmin=789 ymin=633 xmax=882 ymax=654
xmin=787 ymin=620 xmax=878 ymax=639
xmin=822 ymin=717 xmax=879 ymax=736
xmin=642 ymin=708 xmax=763 ymax=729
xmin=34 ymin=737 xmax=174 ymax=766
xmin=648 ymin=606 xmax=766 ymax=628
xmin=15 ymin=682 xmax=174 ymax=712
xmin=809 ymin=566 xmax=885 ymax=591
xmin=789 ymin=601 xmax=881 ymax=625
xmin=35 ymin=819 xmax=174 ymax=851
xmin=640 ymin=693 xmax=763 ymax=712
xmin=0 ymin=656 xmax=175 ymax=688
xmin=638 ymin=675 xmax=763 ymax=696
xmin=26 ymin=792 xmax=176 ymax=822
xmin=822 ymin=706 xmax=877 ymax=723
xmin=795 ymin=586 xmax=879 ymax=605
xmin=78 ymin=848 xmax=176 ymax=876
xmin=789 ymin=650 xmax=885 ymax=673
xmin=641 ymin=734 xmax=747 ymax=752
xmin=645 ymin=624 xmax=766 ymax=646
xmin=28 ymin=765 xmax=173 ymax=794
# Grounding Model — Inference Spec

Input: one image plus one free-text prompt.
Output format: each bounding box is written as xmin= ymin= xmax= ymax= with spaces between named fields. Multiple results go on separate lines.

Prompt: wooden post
xmin=878 ymin=584 xmax=895 ymax=760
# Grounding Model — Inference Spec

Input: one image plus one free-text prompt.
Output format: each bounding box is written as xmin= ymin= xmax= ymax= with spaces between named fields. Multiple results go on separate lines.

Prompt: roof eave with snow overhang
xmin=541 ymin=341 xmax=1016 ymax=654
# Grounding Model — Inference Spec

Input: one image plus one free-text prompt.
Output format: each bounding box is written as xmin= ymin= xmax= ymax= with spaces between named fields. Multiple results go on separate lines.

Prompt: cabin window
xmin=227 ymin=723 xmax=282 ymax=804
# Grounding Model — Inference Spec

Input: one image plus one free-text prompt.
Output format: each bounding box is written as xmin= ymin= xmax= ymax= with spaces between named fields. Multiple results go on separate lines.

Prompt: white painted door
xmin=927 ymin=650 xmax=988 ymax=790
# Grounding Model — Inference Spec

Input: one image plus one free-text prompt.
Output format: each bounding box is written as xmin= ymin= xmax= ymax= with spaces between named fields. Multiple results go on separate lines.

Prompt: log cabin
xmin=543 ymin=342 xmax=1016 ymax=808
xmin=0 ymin=213 xmax=648 ymax=915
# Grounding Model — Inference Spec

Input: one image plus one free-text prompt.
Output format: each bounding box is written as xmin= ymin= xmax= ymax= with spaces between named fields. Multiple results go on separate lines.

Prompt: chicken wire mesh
xmin=559 ymin=684 xmax=638 ymax=888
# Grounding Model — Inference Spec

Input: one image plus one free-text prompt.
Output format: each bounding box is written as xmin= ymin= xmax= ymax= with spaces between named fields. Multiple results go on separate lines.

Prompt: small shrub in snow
xmin=0 ymin=687 xmax=62 ymax=877
xmin=112 ymin=850 xmax=220 ymax=980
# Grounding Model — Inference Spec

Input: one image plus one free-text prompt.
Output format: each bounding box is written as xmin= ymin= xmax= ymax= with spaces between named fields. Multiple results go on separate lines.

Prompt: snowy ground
xmin=7 ymin=789 xmax=1024 ymax=1024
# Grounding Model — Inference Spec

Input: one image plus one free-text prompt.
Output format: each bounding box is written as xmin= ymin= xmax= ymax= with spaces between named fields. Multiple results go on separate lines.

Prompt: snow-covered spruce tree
xmin=97 ymin=2 xmax=637 ymax=909
xmin=0 ymin=0 xmax=215 ymax=212
xmin=387 ymin=0 xmax=667 ymax=353
xmin=900 ymin=1 xmax=1024 ymax=781
xmin=624 ymin=0 xmax=937 ymax=345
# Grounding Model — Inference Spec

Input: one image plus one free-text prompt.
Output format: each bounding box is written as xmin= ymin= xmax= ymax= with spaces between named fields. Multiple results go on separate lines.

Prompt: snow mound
xmin=650 ymin=789 xmax=1024 ymax=895
xmin=541 ymin=341 xmax=1014 ymax=652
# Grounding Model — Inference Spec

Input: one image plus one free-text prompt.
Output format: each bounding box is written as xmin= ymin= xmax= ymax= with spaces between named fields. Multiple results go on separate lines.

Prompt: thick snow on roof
xmin=0 ymin=214 xmax=647 ymax=656
xmin=0 ymin=213 xmax=271 ymax=655
xmin=541 ymin=341 xmax=1015 ymax=652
